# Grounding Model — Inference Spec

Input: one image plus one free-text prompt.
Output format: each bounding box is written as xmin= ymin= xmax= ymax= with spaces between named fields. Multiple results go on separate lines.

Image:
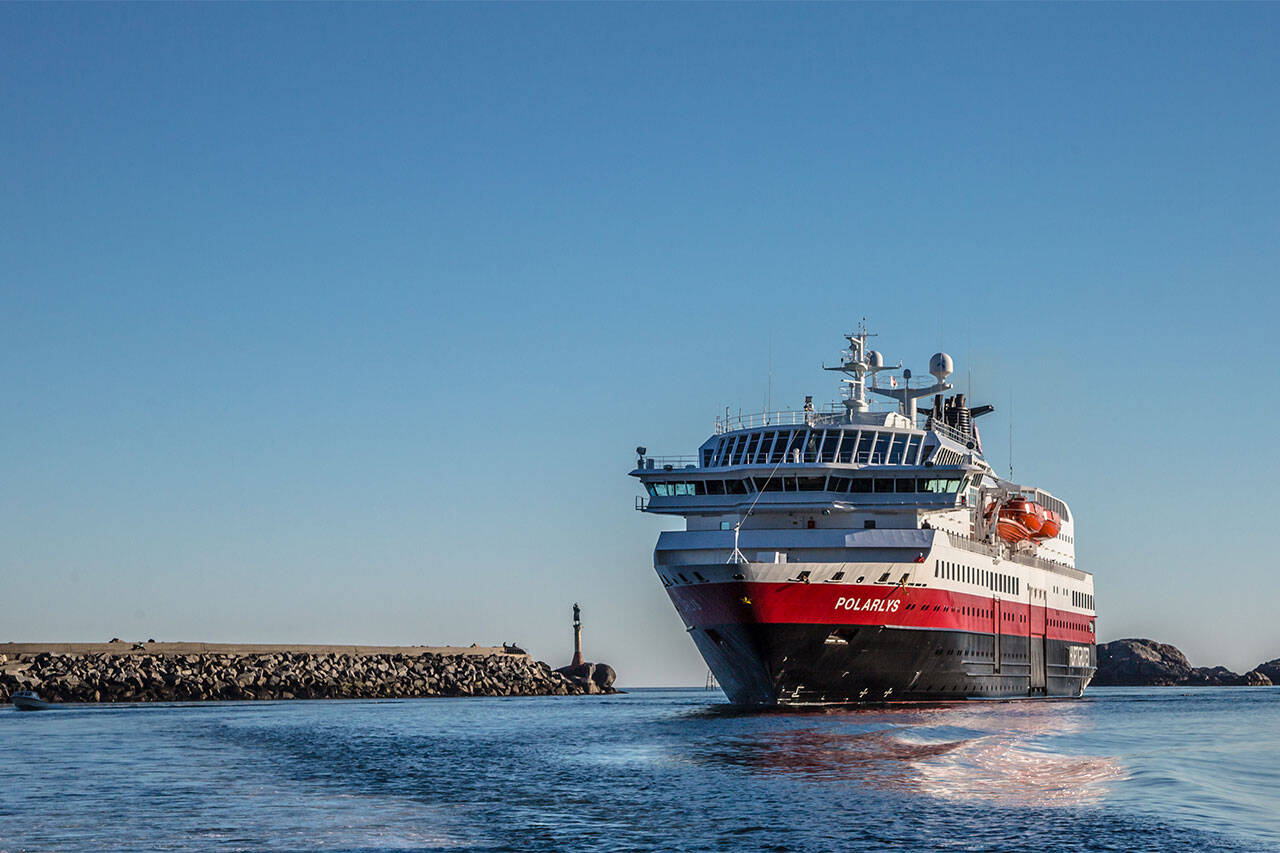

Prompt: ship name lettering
xmin=834 ymin=597 xmax=900 ymax=613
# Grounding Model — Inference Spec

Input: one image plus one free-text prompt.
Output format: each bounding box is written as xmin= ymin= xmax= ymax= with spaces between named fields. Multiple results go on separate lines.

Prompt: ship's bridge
xmin=631 ymin=404 xmax=988 ymax=516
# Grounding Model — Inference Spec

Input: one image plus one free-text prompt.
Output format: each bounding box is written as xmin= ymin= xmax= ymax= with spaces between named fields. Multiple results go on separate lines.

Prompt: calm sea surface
xmin=1 ymin=687 xmax=1276 ymax=852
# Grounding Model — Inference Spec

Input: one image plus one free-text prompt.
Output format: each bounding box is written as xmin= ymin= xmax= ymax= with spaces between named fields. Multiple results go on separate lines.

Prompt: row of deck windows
xmin=647 ymin=475 xmax=967 ymax=498
xmin=935 ymin=560 xmax=1020 ymax=596
xmin=1071 ymin=590 xmax=1094 ymax=610
xmin=704 ymin=428 xmax=929 ymax=468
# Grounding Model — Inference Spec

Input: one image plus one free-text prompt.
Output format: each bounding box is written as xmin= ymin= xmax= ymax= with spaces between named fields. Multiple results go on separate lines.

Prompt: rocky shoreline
xmin=0 ymin=643 xmax=616 ymax=704
xmin=1096 ymin=639 xmax=1278 ymax=686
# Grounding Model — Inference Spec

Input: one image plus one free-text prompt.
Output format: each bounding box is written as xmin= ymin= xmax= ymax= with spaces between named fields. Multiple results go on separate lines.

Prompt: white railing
xmin=636 ymin=455 xmax=699 ymax=470
xmin=715 ymin=408 xmax=847 ymax=435
xmin=926 ymin=418 xmax=975 ymax=447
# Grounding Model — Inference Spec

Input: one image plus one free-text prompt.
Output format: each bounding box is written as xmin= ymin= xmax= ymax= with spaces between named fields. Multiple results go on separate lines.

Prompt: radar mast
xmin=824 ymin=319 xmax=899 ymax=415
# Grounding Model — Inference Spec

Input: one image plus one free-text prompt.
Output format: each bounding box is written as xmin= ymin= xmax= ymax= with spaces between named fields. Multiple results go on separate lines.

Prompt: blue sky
xmin=3 ymin=4 xmax=1278 ymax=684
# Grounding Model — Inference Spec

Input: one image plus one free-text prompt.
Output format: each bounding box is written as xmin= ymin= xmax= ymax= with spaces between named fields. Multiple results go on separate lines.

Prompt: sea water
xmin=1 ymin=687 xmax=1276 ymax=851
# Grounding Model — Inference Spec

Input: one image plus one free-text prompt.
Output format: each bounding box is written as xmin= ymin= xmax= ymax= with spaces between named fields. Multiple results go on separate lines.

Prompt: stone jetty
xmin=0 ymin=641 xmax=617 ymax=704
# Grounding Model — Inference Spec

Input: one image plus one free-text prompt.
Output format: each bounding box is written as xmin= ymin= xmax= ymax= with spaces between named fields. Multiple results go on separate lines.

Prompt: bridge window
xmin=838 ymin=431 xmax=859 ymax=463
xmin=816 ymin=430 xmax=836 ymax=463
xmin=920 ymin=477 xmax=963 ymax=493
xmin=796 ymin=476 xmax=827 ymax=491
xmin=851 ymin=478 xmax=873 ymax=493
xmin=855 ymin=432 xmax=875 ymax=464
xmin=804 ymin=430 xmax=821 ymax=463
xmin=873 ymin=478 xmax=895 ymax=493
xmin=895 ymin=478 xmax=916 ymax=493
xmin=872 ymin=433 xmax=892 ymax=465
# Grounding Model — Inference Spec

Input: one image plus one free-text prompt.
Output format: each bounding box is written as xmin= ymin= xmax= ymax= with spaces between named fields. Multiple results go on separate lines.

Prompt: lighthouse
xmin=571 ymin=602 xmax=584 ymax=667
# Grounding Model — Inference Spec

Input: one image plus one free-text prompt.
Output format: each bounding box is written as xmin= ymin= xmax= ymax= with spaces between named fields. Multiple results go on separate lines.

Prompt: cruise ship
xmin=630 ymin=325 xmax=1096 ymax=704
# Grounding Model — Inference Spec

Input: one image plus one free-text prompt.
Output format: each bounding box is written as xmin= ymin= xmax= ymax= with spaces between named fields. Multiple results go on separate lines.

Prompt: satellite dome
xmin=867 ymin=350 xmax=884 ymax=369
xmin=929 ymin=352 xmax=954 ymax=382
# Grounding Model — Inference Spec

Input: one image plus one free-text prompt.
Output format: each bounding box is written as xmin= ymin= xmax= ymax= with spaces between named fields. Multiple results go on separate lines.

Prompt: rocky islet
xmin=1094 ymin=638 xmax=1276 ymax=686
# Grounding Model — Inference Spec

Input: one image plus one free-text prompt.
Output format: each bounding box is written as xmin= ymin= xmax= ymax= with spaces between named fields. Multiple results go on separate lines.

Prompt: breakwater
xmin=0 ymin=642 xmax=616 ymax=703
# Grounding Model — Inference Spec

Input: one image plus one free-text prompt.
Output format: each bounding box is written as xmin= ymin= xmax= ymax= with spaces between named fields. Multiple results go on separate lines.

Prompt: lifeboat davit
xmin=986 ymin=498 xmax=1046 ymax=543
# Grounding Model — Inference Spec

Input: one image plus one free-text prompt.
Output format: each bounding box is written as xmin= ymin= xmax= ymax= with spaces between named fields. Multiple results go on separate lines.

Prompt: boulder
xmin=591 ymin=663 xmax=616 ymax=690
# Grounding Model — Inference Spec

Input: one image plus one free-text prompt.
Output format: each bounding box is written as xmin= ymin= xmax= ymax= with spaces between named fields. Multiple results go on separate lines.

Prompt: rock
xmin=1094 ymin=639 xmax=1193 ymax=686
xmin=591 ymin=663 xmax=616 ymax=690
xmin=1098 ymin=639 xmax=1280 ymax=687
xmin=1184 ymin=666 xmax=1246 ymax=686
xmin=1254 ymin=658 xmax=1280 ymax=684
xmin=554 ymin=661 xmax=619 ymax=695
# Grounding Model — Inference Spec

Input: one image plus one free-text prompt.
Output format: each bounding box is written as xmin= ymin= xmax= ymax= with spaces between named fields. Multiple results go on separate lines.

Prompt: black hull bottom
xmin=690 ymin=623 xmax=1096 ymax=705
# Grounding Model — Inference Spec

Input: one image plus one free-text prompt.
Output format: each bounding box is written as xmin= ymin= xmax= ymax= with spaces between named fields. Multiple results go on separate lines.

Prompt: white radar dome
xmin=929 ymin=352 xmax=954 ymax=382
xmin=867 ymin=350 xmax=884 ymax=369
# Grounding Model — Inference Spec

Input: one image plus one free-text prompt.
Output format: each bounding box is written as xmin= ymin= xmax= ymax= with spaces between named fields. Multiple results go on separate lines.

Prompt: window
xmin=757 ymin=476 xmax=784 ymax=492
xmin=771 ymin=431 xmax=797 ymax=463
xmin=766 ymin=432 xmax=785 ymax=464
xmin=726 ymin=479 xmax=749 ymax=494
xmin=873 ymin=433 xmax=892 ymax=464
xmin=831 ymin=571 xmax=845 ymax=581
xmin=877 ymin=572 xmax=891 ymax=583
xmin=796 ymin=476 xmax=827 ymax=491
xmin=886 ymin=433 xmax=905 ymax=464
xmin=720 ymin=520 xmax=733 ymax=530
xmin=850 ymin=478 xmax=873 ymax=493
xmin=838 ymin=431 xmax=858 ymax=463
xmin=817 ymin=431 xmax=836 ymax=463
xmin=873 ymin=478 xmax=895 ymax=493
xmin=864 ymin=520 xmax=876 ymax=529
xmin=804 ymin=430 xmax=821 ymax=463
xmin=895 ymin=478 xmax=916 ymax=493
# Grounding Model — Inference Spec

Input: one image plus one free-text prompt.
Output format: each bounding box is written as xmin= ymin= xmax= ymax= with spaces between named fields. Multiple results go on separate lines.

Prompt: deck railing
xmin=946 ymin=532 xmax=1085 ymax=580
xmin=715 ymin=408 xmax=848 ymax=434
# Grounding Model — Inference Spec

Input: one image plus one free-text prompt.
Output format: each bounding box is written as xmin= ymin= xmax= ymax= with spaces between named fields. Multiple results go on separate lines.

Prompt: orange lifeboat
xmin=1036 ymin=509 xmax=1062 ymax=540
xmin=986 ymin=498 xmax=1045 ymax=543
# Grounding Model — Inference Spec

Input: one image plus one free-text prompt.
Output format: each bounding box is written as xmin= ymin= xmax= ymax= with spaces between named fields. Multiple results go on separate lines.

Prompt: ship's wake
xmin=694 ymin=703 xmax=1126 ymax=805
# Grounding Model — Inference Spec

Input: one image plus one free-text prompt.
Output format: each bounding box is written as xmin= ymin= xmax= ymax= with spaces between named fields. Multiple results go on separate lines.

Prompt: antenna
xmin=767 ymin=335 xmax=773 ymax=416
xmin=1008 ymin=389 xmax=1014 ymax=481
xmin=967 ymin=325 xmax=972 ymax=400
